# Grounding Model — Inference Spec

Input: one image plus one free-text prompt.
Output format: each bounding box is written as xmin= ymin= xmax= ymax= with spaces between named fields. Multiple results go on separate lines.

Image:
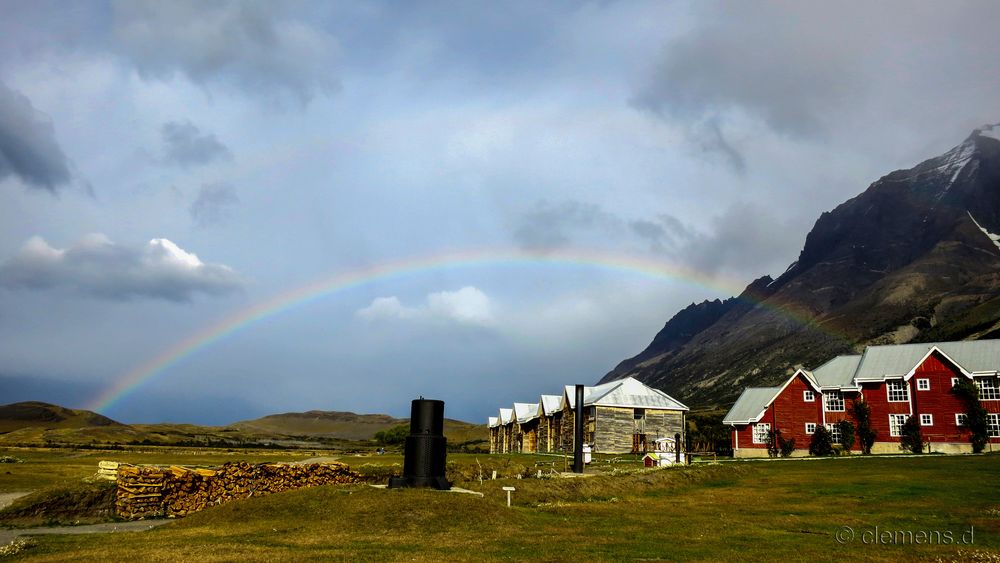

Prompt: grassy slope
xmin=5 ymin=454 xmax=1000 ymax=561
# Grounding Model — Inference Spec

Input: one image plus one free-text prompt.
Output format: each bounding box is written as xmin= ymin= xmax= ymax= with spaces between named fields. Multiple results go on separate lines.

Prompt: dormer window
xmin=824 ymin=391 xmax=845 ymax=412
xmin=887 ymin=380 xmax=909 ymax=402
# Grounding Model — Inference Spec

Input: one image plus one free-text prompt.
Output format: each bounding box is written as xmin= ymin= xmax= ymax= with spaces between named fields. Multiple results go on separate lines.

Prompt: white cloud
xmin=0 ymin=234 xmax=242 ymax=302
xmin=356 ymin=286 xmax=494 ymax=326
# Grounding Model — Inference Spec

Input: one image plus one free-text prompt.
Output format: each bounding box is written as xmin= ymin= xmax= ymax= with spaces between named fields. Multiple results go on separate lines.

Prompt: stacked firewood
xmin=116 ymin=461 xmax=359 ymax=519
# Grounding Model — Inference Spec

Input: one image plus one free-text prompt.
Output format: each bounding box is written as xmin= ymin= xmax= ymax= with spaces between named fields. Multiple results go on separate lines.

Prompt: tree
xmin=851 ymin=399 xmax=877 ymax=455
xmin=766 ymin=429 xmax=796 ymax=458
xmin=374 ymin=424 xmax=409 ymax=445
xmin=952 ymin=381 xmax=990 ymax=453
xmin=899 ymin=416 xmax=923 ymax=454
xmin=809 ymin=426 xmax=834 ymax=456
xmin=836 ymin=419 xmax=856 ymax=453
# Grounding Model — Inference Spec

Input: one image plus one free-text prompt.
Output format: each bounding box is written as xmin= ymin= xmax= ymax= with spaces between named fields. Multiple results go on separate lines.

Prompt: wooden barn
xmin=535 ymin=394 xmax=562 ymax=453
xmin=724 ymin=340 xmax=1000 ymax=457
xmin=556 ymin=377 xmax=688 ymax=454
xmin=487 ymin=416 xmax=500 ymax=454
xmin=514 ymin=402 xmax=540 ymax=453
xmin=497 ymin=408 xmax=514 ymax=454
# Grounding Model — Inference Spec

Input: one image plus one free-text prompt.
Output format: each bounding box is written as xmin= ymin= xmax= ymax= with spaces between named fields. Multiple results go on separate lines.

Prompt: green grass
xmin=3 ymin=452 xmax=999 ymax=560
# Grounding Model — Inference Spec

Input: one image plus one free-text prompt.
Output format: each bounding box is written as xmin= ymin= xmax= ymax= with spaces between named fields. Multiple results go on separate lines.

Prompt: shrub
xmin=809 ymin=426 xmax=834 ymax=456
xmin=836 ymin=420 xmax=855 ymax=453
xmin=374 ymin=425 xmax=409 ymax=445
xmin=952 ymin=381 xmax=990 ymax=453
xmin=851 ymin=399 xmax=876 ymax=455
xmin=899 ymin=416 xmax=923 ymax=454
xmin=765 ymin=429 xmax=796 ymax=458
xmin=778 ymin=434 xmax=796 ymax=458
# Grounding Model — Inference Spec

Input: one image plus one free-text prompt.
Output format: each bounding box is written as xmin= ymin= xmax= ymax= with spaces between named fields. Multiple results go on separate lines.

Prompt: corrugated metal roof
xmin=514 ymin=402 xmax=539 ymax=423
xmin=854 ymin=339 xmax=1000 ymax=381
xmin=488 ymin=416 xmax=498 ymax=428
xmin=722 ymin=387 xmax=780 ymax=424
xmin=538 ymin=395 xmax=562 ymax=416
xmin=562 ymin=377 xmax=688 ymax=411
xmin=811 ymin=355 xmax=862 ymax=388
xmin=498 ymin=408 xmax=513 ymax=425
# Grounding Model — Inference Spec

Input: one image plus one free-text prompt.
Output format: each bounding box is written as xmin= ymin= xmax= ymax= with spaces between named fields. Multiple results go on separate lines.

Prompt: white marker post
xmin=502 ymin=486 xmax=515 ymax=507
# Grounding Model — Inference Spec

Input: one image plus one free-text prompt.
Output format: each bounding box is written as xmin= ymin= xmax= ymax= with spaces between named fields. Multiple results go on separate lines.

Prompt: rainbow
xmin=87 ymin=247 xmax=831 ymax=414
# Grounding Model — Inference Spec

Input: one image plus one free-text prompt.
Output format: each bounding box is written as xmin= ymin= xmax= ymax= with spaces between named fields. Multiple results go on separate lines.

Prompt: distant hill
xmin=230 ymin=410 xmax=485 ymax=445
xmin=603 ymin=124 xmax=1000 ymax=409
xmin=0 ymin=401 xmax=485 ymax=448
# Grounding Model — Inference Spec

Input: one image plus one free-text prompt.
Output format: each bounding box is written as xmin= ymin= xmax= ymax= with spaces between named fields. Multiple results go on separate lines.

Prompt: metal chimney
xmin=573 ymin=384 xmax=584 ymax=473
xmin=388 ymin=398 xmax=451 ymax=490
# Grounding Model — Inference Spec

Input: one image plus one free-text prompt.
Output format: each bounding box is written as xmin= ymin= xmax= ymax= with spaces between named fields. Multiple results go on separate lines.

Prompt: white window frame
xmin=917 ymin=378 xmax=930 ymax=391
xmin=920 ymin=414 xmax=933 ymax=426
xmin=887 ymin=380 xmax=909 ymax=402
xmin=803 ymin=390 xmax=815 ymax=402
xmin=955 ymin=413 xmax=968 ymax=427
xmin=826 ymin=423 xmax=842 ymax=444
xmin=824 ymin=391 xmax=845 ymax=412
xmin=951 ymin=377 xmax=960 ymax=388
xmin=975 ymin=377 xmax=1000 ymax=401
xmin=988 ymin=413 xmax=1000 ymax=438
xmin=805 ymin=423 xmax=817 ymax=434
xmin=752 ymin=423 xmax=771 ymax=444
xmin=889 ymin=414 xmax=908 ymax=437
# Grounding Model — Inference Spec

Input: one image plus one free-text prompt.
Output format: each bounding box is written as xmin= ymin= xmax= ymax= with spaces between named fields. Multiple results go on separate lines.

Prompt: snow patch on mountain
xmin=968 ymin=211 xmax=1000 ymax=251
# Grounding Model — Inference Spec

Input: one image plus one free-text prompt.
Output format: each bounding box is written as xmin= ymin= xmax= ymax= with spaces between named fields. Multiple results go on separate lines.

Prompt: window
xmin=951 ymin=377 xmax=960 ymax=388
xmin=920 ymin=414 xmax=933 ymax=426
xmin=975 ymin=377 xmax=1000 ymax=401
xmin=803 ymin=390 xmax=815 ymax=402
xmin=753 ymin=423 xmax=771 ymax=444
xmin=633 ymin=408 xmax=646 ymax=420
xmin=917 ymin=378 xmax=930 ymax=391
xmin=805 ymin=423 xmax=817 ymax=434
xmin=824 ymin=391 xmax=845 ymax=412
xmin=986 ymin=413 xmax=1000 ymax=438
xmin=956 ymin=413 xmax=968 ymax=427
xmin=889 ymin=414 xmax=908 ymax=437
xmin=989 ymin=414 xmax=1000 ymax=438
xmin=826 ymin=423 xmax=842 ymax=444
xmin=887 ymin=380 xmax=909 ymax=402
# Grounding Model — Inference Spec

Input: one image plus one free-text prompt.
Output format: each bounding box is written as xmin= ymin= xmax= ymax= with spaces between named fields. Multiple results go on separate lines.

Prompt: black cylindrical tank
xmin=388 ymin=399 xmax=451 ymax=490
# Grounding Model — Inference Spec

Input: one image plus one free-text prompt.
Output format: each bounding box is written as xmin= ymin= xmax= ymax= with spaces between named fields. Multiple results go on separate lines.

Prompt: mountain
xmin=0 ymin=401 xmax=123 ymax=433
xmin=602 ymin=124 xmax=1000 ymax=408
xmin=231 ymin=411 xmax=485 ymax=444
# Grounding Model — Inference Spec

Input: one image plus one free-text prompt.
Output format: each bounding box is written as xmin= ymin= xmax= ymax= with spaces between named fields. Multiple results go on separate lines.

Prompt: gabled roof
xmin=853 ymin=340 xmax=1000 ymax=381
xmin=514 ymin=402 xmax=539 ymax=424
xmin=561 ymin=377 xmax=688 ymax=411
xmin=498 ymin=408 xmax=514 ymax=425
xmin=811 ymin=355 xmax=862 ymax=389
xmin=488 ymin=416 xmax=498 ymax=428
xmin=537 ymin=395 xmax=562 ymax=417
xmin=722 ymin=386 xmax=780 ymax=425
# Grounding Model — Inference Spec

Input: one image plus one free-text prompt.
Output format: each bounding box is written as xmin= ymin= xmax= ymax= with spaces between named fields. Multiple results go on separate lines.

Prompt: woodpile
xmin=115 ymin=461 xmax=359 ymax=519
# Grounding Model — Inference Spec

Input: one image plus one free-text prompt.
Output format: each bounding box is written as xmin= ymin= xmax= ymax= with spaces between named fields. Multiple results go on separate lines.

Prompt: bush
xmin=809 ymin=426 xmax=834 ymax=456
xmin=899 ymin=416 xmax=923 ymax=454
xmin=953 ymin=381 xmax=990 ymax=453
xmin=851 ymin=399 xmax=876 ymax=455
xmin=836 ymin=420 xmax=855 ymax=453
xmin=374 ymin=425 xmax=409 ymax=445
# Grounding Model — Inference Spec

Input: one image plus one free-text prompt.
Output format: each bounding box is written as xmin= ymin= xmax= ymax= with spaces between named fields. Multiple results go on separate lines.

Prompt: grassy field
xmin=2 ymin=449 xmax=1000 ymax=561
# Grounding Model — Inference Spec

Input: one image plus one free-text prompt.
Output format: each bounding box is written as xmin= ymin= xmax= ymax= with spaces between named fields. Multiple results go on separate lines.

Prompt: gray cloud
xmin=190 ymin=182 xmax=239 ymax=227
xmin=162 ymin=120 xmax=232 ymax=167
xmin=112 ymin=0 xmax=340 ymax=105
xmin=0 ymin=234 xmax=242 ymax=302
xmin=0 ymin=80 xmax=71 ymax=192
xmin=513 ymin=200 xmax=623 ymax=249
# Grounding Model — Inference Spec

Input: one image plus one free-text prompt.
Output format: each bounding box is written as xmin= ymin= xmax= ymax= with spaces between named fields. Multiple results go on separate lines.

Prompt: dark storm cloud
xmin=111 ymin=0 xmax=340 ymax=105
xmin=189 ymin=182 xmax=239 ymax=227
xmin=632 ymin=1 xmax=1000 ymax=166
xmin=0 ymin=80 xmax=72 ymax=192
xmin=162 ymin=120 xmax=232 ymax=167
xmin=0 ymin=234 xmax=242 ymax=302
xmin=513 ymin=200 xmax=623 ymax=249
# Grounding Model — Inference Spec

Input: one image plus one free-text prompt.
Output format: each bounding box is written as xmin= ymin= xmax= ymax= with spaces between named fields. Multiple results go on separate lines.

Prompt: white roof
xmin=537 ymin=394 xmax=562 ymax=417
xmin=514 ymin=402 xmax=539 ymax=424
xmin=723 ymin=387 xmax=781 ymax=424
xmin=498 ymin=408 xmax=514 ymax=425
xmin=488 ymin=416 xmax=498 ymax=428
xmin=560 ymin=377 xmax=688 ymax=411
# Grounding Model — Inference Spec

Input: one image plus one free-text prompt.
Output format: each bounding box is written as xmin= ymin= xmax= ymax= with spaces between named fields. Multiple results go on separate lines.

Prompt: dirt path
xmin=0 ymin=492 xmax=31 ymax=510
xmin=0 ymin=520 xmax=171 ymax=546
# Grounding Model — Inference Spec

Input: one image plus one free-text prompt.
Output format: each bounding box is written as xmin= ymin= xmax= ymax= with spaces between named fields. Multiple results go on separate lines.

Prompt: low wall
xmin=115 ymin=461 xmax=359 ymax=519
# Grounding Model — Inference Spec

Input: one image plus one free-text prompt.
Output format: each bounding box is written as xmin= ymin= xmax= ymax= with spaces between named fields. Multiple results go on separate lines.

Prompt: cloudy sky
xmin=2 ymin=1 xmax=998 ymax=424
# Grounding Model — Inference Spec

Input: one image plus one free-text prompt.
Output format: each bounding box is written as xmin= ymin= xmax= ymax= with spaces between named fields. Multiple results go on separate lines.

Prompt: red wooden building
xmin=724 ymin=340 xmax=1000 ymax=456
